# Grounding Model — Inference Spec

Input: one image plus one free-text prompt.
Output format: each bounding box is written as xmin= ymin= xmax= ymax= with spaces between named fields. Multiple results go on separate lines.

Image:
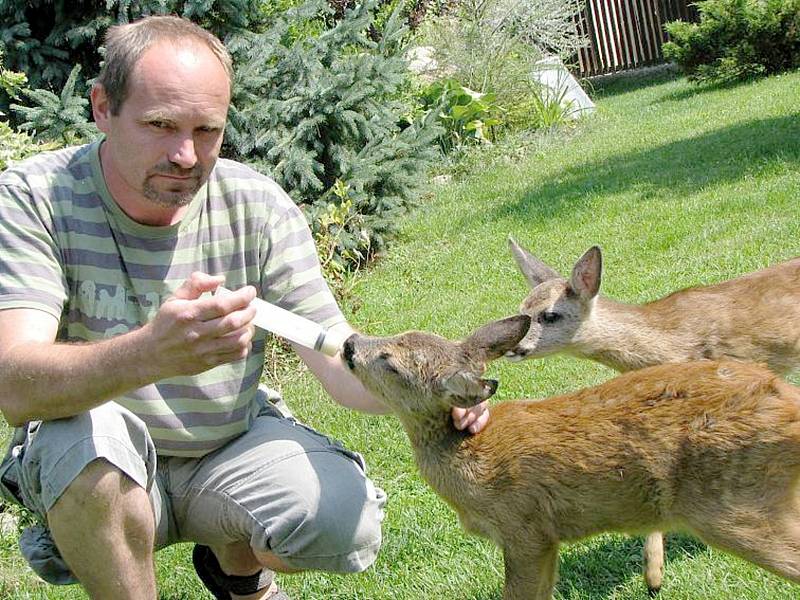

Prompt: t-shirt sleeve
xmin=259 ymin=188 xmax=345 ymax=329
xmin=0 ymin=180 xmax=67 ymax=320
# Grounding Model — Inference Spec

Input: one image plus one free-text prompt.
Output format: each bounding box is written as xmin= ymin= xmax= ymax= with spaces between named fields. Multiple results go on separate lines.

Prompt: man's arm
xmin=294 ymin=323 xmax=491 ymax=433
xmin=0 ymin=274 xmax=257 ymax=426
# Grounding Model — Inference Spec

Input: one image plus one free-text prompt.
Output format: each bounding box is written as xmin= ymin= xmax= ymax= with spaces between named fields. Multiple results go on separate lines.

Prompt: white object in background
xmin=532 ymin=55 xmax=596 ymax=119
xmin=215 ymin=286 xmax=347 ymax=357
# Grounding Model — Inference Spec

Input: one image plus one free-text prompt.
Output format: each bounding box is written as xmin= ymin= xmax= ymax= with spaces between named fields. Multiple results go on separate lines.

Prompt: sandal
xmin=192 ymin=544 xmax=292 ymax=599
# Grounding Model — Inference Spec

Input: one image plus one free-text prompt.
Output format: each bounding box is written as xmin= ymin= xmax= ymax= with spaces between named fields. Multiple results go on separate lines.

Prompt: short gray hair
xmin=97 ymin=15 xmax=233 ymax=115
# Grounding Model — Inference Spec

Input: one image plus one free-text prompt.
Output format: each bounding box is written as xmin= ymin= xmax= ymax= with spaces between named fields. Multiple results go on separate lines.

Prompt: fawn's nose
xmin=342 ymin=335 xmax=357 ymax=370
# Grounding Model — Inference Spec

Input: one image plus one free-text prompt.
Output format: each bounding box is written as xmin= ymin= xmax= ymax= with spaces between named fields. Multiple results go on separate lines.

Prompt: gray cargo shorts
xmin=0 ymin=387 xmax=386 ymax=585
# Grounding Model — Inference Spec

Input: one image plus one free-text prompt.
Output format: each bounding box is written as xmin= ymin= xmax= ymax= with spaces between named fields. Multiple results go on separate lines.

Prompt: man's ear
xmin=443 ymin=372 xmax=499 ymax=407
xmin=90 ymin=83 xmax=112 ymax=134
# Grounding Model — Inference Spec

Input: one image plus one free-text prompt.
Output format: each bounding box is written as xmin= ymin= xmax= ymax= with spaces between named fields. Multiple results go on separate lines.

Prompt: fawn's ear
xmin=442 ymin=372 xmax=499 ymax=407
xmin=569 ymin=246 xmax=602 ymax=301
xmin=508 ymin=236 xmax=561 ymax=288
xmin=462 ymin=314 xmax=531 ymax=362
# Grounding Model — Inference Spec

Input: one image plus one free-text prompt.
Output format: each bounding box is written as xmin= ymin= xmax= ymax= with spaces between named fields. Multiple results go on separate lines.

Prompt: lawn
xmin=1 ymin=67 xmax=799 ymax=598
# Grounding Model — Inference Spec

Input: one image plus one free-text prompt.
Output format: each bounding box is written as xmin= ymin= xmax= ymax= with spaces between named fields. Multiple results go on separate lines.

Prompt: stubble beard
xmin=142 ymin=165 xmax=206 ymax=208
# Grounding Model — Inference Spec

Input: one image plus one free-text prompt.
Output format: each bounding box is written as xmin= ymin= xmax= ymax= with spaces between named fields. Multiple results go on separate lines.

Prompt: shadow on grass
xmin=556 ymin=534 xmax=707 ymax=599
xmin=654 ymin=77 xmax=753 ymax=104
xmin=466 ymin=534 xmax=707 ymax=600
xmin=585 ymin=66 xmax=681 ymax=100
xmin=485 ymin=114 xmax=800 ymax=226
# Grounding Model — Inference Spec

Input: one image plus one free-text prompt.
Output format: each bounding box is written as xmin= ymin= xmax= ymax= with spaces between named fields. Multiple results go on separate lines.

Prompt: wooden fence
xmin=574 ymin=0 xmax=699 ymax=78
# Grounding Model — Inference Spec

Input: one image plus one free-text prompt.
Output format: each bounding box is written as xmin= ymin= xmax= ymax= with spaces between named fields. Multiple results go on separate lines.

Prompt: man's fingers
xmin=452 ymin=402 xmax=490 ymax=434
xmin=468 ymin=407 xmax=490 ymax=434
xmin=170 ymin=272 xmax=226 ymax=301
xmin=195 ymin=297 xmax=257 ymax=328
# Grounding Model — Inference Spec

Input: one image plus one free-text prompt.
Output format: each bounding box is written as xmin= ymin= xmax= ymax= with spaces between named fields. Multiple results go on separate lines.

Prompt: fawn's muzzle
xmin=342 ymin=334 xmax=358 ymax=370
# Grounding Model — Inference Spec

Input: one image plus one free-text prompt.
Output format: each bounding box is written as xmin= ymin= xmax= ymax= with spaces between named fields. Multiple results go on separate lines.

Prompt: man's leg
xmin=47 ymin=458 xmax=156 ymax=600
xmin=171 ymin=399 xmax=386 ymax=598
xmin=10 ymin=403 xmax=159 ymax=598
xmin=210 ymin=541 xmax=298 ymax=600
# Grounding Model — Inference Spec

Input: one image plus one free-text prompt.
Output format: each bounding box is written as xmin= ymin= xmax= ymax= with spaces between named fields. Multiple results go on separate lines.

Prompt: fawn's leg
xmin=503 ymin=542 xmax=559 ymax=600
xmin=643 ymin=531 xmax=665 ymax=594
xmin=690 ymin=504 xmax=800 ymax=583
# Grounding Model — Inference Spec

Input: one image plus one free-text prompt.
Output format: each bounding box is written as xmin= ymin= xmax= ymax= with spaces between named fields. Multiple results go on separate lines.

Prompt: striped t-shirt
xmin=0 ymin=140 xmax=345 ymax=457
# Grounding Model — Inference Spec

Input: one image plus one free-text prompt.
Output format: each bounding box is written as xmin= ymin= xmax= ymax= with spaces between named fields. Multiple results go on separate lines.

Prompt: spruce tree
xmin=226 ymin=0 xmax=441 ymax=259
xmin=0 ymin=0 xmax=442 ymax=267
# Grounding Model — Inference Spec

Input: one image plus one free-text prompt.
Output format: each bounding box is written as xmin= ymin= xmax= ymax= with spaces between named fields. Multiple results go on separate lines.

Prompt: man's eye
xmin=538 ymin=311 xmax=562 ymax=324
xmin=149 ymin=121 xmax=169 ymax=129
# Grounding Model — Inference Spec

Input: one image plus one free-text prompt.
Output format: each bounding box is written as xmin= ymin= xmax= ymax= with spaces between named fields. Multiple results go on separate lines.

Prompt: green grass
xmin=2 ymin=68 xmax=799 ymax=598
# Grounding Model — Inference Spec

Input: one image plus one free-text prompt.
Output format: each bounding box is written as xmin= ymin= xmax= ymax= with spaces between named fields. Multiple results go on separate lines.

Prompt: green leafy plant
xmin=0 ymin=51 xmax=59 ymax=170
xmin=664 ymin=0 xmax=800 ymax=83
xmin=528 ymin=83 xmax=576 ymax=129
xmin=306 ymin=178 xmax=372 ymax=297
xmin=225 ymin=0 xmax=443 ymax=262
xmin=412 ymin=0 xmax=585 ymax=138
xmin=0 ymin=121 xmax=60 ymax=170
xmin=11 ymin=64 xmax=97 ymax=144
xmin=0 ymin=59 xmax=27 ymax=102
xmin=419 ymin=78 xmax=502 ymax=152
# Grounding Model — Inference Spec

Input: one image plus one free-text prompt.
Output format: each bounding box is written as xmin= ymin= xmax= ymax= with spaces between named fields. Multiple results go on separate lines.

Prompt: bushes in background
xmin=412 ymin=0 xmax=586 ymax=139
xmin=224 ymin=0 xmax=442 ymax=264
xmin=664 ymin=0 xmax=800 ymax=83
xmin=0 ymin=0 xmax=441 ymax=272
xmin=0 ymin=49 xmax=60 ymax=170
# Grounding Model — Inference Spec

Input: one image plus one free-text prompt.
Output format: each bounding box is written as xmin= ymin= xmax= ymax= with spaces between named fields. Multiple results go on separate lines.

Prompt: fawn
xmin=508 ymin=237 xmax=800 ymax=591
xmin=506 ymin=238 xmax=800 ymax=374
xmin=342 ymin=316 xmax=800 ymax=600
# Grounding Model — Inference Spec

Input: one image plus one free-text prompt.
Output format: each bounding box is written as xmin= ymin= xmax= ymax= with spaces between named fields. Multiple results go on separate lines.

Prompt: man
xmin=0 ymin=15 xmax=489 ymax=600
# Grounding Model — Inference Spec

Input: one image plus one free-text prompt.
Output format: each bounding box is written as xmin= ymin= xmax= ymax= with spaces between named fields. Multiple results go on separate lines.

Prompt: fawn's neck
xmin=574 ymin=298 xmax=694 ymax=372
xmin=398 ymin=411 xmax=475 ymax=498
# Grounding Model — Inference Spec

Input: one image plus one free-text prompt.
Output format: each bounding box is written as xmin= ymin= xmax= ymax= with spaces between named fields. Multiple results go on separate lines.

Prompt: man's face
xmin=92 ymin=40 xmax=231 ymax=215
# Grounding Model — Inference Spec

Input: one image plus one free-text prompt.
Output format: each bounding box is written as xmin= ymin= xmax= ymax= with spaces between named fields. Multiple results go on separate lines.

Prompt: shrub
xmin=0 ymin=0 xmax=443 ymax=271
xmin=411 ymin=0 xmax=585 ymax=140
xmin=0 ymin=49 xmax=60 ymax=170
xmin=11 ymin=64 xmax=98 ymax=144
xmin=0 ymin=121 xmax=60 ymax=171
xmin=664 ymin=0 xmax=800 ymax=83
xmin=225 ymin=0 xmax=442 ymax=263
xmin=418 ymin=78 xmax=502 ymax=153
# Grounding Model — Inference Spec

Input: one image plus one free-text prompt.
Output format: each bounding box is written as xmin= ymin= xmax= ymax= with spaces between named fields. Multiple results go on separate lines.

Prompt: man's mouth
xmin=155 ymin=173 xmax=194 ymax=180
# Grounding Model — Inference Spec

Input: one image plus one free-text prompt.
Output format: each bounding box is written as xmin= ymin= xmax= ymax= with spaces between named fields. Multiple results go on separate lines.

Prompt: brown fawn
xmin=508 ymin=237 xmax=800 ymax=591
xmin=342 ymin=316 xmax=800 ymax=600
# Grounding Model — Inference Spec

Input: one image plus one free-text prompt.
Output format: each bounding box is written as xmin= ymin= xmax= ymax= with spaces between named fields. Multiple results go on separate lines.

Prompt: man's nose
xmin=169 ymin=136 xmax=197 ymax=169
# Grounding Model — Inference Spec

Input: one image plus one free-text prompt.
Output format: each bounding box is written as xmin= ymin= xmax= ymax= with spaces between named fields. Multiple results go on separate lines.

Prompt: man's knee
xmin=49 ymin=458 xmax=141 ymax=510
xmin=17 ymin=403 xmax=156 ymax=518
xmin=48 ymin=458 xmax=154 ymax=538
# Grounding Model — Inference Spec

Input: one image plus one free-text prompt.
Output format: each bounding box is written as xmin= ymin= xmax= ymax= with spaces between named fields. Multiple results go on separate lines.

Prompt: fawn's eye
xmin=378 ymin=352 xmax=399 ymax=374
xmin=538 ymin=311 xmax=562 ymax=324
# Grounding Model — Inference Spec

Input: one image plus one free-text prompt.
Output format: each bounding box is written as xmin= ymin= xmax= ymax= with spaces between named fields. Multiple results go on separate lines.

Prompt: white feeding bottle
xmin=215 ymin=286 xmax=347 ymax=357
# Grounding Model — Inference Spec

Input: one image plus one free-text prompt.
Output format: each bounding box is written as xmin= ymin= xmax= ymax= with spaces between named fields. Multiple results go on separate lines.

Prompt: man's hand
xmin=452 ymin=401 xmax=490 ymax=434
xmin=145 ymin=273 xmax=258 ymax=378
